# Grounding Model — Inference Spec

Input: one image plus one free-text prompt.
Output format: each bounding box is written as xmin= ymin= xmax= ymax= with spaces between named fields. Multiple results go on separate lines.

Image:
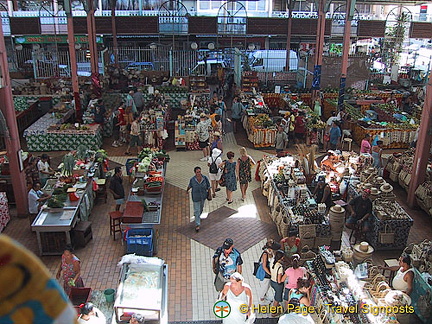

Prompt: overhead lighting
xmin=208 ymin=42 xmax=215 ymax=50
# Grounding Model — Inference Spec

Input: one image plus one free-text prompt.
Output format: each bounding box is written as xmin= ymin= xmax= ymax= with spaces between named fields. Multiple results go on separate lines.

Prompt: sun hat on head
xmin=230 ymin=272 xmax=244 ymax=281
xmin=214 ymin=131 xmax=221 ymax=137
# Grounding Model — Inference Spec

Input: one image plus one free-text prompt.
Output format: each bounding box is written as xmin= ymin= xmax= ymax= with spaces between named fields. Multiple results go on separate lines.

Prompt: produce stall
xmin=325 ymin=99 xmax=418 ymax=149
xmin=24 ymin=103 xmax=102 ymax=151
xmin=31 ymin=180 xmax=94 ymax=255
xmin=114 ymin=255 xmax=168 ymax=324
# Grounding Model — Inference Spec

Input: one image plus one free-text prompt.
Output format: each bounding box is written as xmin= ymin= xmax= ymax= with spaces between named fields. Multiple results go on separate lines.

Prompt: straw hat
xmin=330 ymin=205 xmax=345 ymax=214
xmin=363 ymin=183 xmax=372 ymax=190
xmin=214 ymin=131 xmax=221 ymax=137
xmin=375 ymin=177 xmax=385 ymax=184
xmin=353 ymin=241 xmax=374 ymax=254
xmin=380 ymin=183 xmax=394 ymax=193
xmin=370 ymin=188 xmax=381 ymax=196
xmin=368 ymin=167 xmax=376 ymax=173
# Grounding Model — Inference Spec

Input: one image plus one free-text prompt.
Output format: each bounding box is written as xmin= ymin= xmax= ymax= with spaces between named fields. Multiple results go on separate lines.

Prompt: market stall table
xmin=31 ymin=182 xmax=94 ymax=255
xmin=24 ymin=110 xmax=102 ymax=151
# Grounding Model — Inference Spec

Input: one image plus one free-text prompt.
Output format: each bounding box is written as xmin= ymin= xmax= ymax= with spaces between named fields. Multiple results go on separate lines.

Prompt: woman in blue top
xmin=187 ymin=166 xmax=211 ymax=232
xmin=219 ymin=151 xmax=237 ymax=204
xmin=371 ymin=140 xmax=383 ymax=169
xmin=287 ymin=278 xmax=311 ymax=307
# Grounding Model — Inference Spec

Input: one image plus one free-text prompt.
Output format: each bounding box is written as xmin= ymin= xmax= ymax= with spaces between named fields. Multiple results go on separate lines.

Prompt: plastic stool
xmin=383 ymin=259 xmax=399 ymax=282
xmin=342 ymin=138 xmax=353 ymax=151
xmin=109 ymin=211 xmax=123 ymax=241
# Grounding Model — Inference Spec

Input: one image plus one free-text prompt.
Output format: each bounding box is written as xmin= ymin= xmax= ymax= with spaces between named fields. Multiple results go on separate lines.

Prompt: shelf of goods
xmin=415 ymin=181 xmax=432 ymax=217
xmin=259 ymin=156 xmax=331 ymax=246
xmin=402 ymin=240 xmax=432 ymax=322
xmin=31 ymin=179 xmax=95 ymax=256
xmin=386 ymin=149 xmax=432 ymax=194
xmin=348 ymin=184 xmax=413 ymax=251
xmin=189 ymin=75 xmax=209 ymax=93
xmin=307 ymin=258 xmax=406 ymax=324
xmin=23 ymin=105 xmax=102 ymax=151
xmin=241 ymin=71 xmax=258 ymax=93
xmin=114 ymin=257 xmax=168 ymax=324
xmin=325 ymin=99 xmax=417 ymax=149
xmin=174 ymin=116 xmax=200 ymax=150
xmin=0 ymin=192 xmax=9 ymax=232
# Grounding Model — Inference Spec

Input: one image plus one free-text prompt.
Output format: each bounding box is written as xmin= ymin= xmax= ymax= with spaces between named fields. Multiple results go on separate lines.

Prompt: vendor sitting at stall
xmin=345 ymin=188 xmax=373 ymax=239
xmin=320 ymin=151 xmax=340 ymax=172
xmin=280 ymin=229 xmax=300 ymax=259
xmin=379 ymin=255 xmax=414 ymax=296
xmin=313 ymin=175 xmax=333 ymax=209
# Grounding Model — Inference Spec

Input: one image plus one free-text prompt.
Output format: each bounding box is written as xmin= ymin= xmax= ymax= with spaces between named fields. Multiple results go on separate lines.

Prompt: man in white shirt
xmin=28 ymin=182 xmax=51 ymax=223
xmin=37 ymin=154 xmax=54 ymax=187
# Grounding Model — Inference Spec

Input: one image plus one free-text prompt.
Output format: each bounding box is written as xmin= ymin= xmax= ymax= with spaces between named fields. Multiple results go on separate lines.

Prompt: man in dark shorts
xmin=346 ymin=188 xmax=373 ymax=239
xmin=109 ymin=167 xmax=125 ymax=211
xmin=196 ymin=113 xmax=211 ymax=161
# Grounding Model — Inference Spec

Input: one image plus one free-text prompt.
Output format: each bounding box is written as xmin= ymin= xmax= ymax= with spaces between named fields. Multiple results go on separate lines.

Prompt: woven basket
xmin=378 ymin=224 xmax=395 ymax=244
xmin=277 ymin=215 xmax=290 ymax=238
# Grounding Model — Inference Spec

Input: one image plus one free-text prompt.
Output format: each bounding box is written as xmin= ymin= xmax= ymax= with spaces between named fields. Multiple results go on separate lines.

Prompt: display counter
xmin=114 ymin=256 xmax=168 ymax=323
xmin=24 ymin=110 xmax=102 ymax=151
xmin=31 ymin=181 xmax=94 ymax=256
xmin=348 ymin=183 xmax=413 ymax=251
xmin=243 ymin=115 xmax=277 ymax=148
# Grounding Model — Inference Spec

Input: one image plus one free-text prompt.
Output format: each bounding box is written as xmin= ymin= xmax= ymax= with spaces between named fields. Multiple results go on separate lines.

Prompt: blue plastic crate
xmin=126 ymin=228 xmax=154 ymax=256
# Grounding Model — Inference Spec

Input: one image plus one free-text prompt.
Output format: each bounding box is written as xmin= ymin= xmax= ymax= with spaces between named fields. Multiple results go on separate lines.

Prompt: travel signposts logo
xmin=213 ymin=300 xmax=231 ymax=318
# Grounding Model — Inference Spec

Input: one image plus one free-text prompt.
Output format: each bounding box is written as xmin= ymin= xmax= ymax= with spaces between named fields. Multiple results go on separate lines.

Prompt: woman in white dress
xmin=220 ymin=272 xmax=253 ymax=324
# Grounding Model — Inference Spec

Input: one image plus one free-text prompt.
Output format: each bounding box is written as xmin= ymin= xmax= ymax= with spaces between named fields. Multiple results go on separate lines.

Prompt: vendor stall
xmin=24 ymin=102 xmax=102 ymax=151
xmin=114 ymin=255 xmax=168 ymax=323
xmin=31 ymin=180 xmax=94 ymax=255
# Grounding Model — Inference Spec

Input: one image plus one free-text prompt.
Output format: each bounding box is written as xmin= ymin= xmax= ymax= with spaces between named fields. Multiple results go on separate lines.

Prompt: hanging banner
xmin=14 ymin=35 xmax=103 ymax=44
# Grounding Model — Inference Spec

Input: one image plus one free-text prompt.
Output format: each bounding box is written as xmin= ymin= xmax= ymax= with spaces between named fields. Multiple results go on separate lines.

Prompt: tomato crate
xmin=125 ymin=228 xmax=154 ymax=256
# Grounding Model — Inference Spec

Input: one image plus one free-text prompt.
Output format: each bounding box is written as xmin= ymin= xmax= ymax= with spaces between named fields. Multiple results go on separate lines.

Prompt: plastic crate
xmin=126 ymin=228 xmax=154 ymax=256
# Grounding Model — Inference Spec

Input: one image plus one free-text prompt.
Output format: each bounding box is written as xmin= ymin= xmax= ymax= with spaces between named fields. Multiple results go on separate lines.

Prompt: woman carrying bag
xmin=270 ymin=249 xmax=285 ymax=317
xmin=257 ymin=240 xmax=281 ymax=304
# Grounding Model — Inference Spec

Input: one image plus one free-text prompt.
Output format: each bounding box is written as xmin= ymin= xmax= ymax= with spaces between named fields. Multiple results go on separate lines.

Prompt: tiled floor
xmin=4 ymin=121 xmax=432 ymax=323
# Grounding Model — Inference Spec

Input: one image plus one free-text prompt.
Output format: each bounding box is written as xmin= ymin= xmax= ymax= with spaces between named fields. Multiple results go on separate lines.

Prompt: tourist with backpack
xmin=208 ymin=148 xmax=223 ymax=198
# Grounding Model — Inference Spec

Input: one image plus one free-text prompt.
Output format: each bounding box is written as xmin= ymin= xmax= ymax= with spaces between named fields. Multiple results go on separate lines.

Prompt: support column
xmin=284 ymin=0 xmax=294 ymax=71
xmin=85 ymin=0 xmax=100 ymax=96
xmin=65 ymin=0 xmax=82 ymax=122
xmin=111 ymin=0 xmax=119 ymax=67
xmin=0 ymin=23 xmax=28 ymax=217
xmin=407 ymin=73 xmax=432 ymax=207
xmin=338 ymin=0 xmax=356 ymax=111
xmin=311 ymin=0 xmax=326 ymax=103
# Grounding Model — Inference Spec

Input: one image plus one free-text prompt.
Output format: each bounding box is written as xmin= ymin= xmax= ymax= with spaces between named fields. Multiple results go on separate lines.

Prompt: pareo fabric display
xmin=0 ymin=192 xmax=10 ymax=232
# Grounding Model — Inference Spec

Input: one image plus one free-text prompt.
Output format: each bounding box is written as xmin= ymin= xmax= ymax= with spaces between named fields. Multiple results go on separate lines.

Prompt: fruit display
xmin=250 ymin=114 xmax=274 ymax=128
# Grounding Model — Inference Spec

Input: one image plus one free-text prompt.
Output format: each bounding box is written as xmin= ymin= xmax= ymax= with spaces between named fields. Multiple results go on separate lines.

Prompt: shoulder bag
xmin=253 ymin=252 xmax=270 ymax=281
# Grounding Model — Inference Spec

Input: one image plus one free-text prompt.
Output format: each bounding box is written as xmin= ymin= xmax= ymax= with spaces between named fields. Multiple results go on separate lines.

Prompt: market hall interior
xmin=2 ymin=102 xmax=432 ymax=323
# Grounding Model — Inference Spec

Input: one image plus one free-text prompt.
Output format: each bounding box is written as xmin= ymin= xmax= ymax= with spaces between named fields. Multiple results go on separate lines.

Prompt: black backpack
xmin=209 ymin=155 xmax=220 ymax=174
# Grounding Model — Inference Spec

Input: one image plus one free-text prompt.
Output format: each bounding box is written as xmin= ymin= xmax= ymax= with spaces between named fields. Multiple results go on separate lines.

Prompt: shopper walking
xmin=37 ymin=153 xmax=55 ymax=187
xmin=258 ymin=239 xmax=281 ymax=304
xmin=186 ymin=166 xmax=211 ymax=232
xmin=125 ymin=115 xmax=141 ymax=156
xmin=270 ymin=249 xmax=285 ymax=316
xmin=112 ymin=102 xmax=127 ymax=147
xmin=109 ymin=167 xmax=125 ymax=211
xmin=231 ymin=96 xmax=244 ymax=133
xmin=208 ymin=148 xmax=223 ymax=198
xmin=212 ymin=238 xmax=243 ymax=292
xmin=77 ymin=302 xmax=106 ymax=324
xmin=329 ymin=121 xmax=341 ymax=150
xmin=294 ymin=111 xmax=307 ymax=144
xmin=133 ymin=88 xmax=145 ymax=113
xmin=126 ymin=90 xmax=138 ymax=116
xmin=219 ymin=272 xmax=253 ymax=324
xmin=220 ymin=151 xmax=237 ymax=204
xmin=237 ymin=147 xmax=256 ymax=201
xmin=56 ymin=246 xmax=84 ymax=295
xmin=371 ymin=140 xmax=383 ymax=169
xmin=196 ymin=113 xmax=212 ymax=161
xmin=275 ymin=125 xmax=288 ymax=154
xmin=210 ymin=132 xmax=223 ymax=153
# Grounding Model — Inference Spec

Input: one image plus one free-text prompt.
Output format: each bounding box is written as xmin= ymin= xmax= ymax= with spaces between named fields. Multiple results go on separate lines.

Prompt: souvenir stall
xmin=415 ymin=181 xmax=432 ymax=217
xmin=24 ymin=101 xmax=102 ymax=151
xmin=114 ymin=255 xmax=168 ymax=324
xmin=403 ymin=240 xmax=432 ymax=323
xmin=259 ymin=154 xmax=332 ymax=249
xmin=346 ymin=168 xmax=413 ymax=251
xmin=174 ymin=115 xmax=200 ymax=150
xmin=241 ymin=93 xmax=277 ymax=148
xmin=308 ymin=256 xmax=411 ymax=324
